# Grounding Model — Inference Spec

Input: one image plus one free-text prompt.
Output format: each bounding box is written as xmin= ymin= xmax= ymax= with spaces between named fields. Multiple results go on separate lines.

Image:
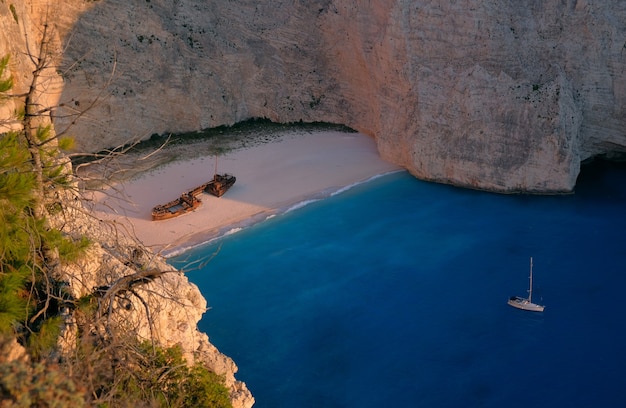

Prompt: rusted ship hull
xmin=205 ymin=174 xmax=236 ymax=197
xmin=151 ymin=193 xmax=201 ymax=221
xmin=151 ymin=173 xmax=236 ymax=221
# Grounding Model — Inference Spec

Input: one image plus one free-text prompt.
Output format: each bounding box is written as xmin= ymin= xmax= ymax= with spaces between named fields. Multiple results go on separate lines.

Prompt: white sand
xmin=91 ymin=131 xmax=402 ymax=256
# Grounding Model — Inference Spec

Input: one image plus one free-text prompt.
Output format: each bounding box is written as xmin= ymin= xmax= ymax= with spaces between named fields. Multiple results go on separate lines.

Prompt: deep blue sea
xmin=171 ymin=161 xmax=626 ymax=408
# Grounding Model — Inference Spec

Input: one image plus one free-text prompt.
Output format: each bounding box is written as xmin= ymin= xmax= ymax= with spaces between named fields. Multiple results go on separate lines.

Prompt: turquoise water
xmin=171 ymin=162 xmax=626 ymax=407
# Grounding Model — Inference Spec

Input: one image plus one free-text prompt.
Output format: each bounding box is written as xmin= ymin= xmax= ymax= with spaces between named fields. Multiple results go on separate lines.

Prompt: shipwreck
xmin=151 ymin=173 xmax=236 ymax=221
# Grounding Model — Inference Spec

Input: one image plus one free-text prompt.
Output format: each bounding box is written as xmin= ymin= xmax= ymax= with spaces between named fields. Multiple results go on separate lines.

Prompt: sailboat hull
xmin=508 ymin=257 xmax=545 ymax=312
xmin=507 ymin=296 xmax=545 ymax=312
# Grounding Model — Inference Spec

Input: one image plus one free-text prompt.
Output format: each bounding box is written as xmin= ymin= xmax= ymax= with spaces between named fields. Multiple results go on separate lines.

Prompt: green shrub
xmin=0 ymin=353 xmax=87 ymax=407
xmin=105 ymin=342 xmax=233 ymax=407
xmin=0 ymin=269 xmax=30 ymax=334
xmin=183 ymin=363 xmax=232 ymax=408
xmin=27 ymin=316 xmax=62 ymax=359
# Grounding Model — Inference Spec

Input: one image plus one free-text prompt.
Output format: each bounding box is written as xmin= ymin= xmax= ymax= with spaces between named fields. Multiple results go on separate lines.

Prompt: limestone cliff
xmin=0 ymin=2 xmax=253 ymax=406
xmin=57 ymin=202 xmax=254 ymax=408
xmin=2 ymin=0 xmax=623 ymax=404
xmin=8 ymin=0 xmax=620 ymax=193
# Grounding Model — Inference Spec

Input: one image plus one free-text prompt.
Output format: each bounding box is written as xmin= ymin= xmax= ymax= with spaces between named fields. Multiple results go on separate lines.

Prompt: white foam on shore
xmin=331 ymin=171 xmax=403 ymax=197
xmin=94 ymin=130 xmax=403 ymax=258
xmin=162 ymin=170 xmax=404 ymax=258
xmin=284 ymin=198 xmax=322 ymax=214
xmin=224 ymin=227 xmax=243 ymax=236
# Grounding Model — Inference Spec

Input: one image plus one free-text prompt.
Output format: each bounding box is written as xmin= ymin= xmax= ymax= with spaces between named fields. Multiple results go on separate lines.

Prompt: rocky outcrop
xmin=3 ymin=1 xmax=625 ymax=192
xmin=21 ymin=0 xmax=621 ymax=193
xmin=0 ymin=3 xmax=254 ymax=406
xmin=58 ymin=214 xmax=255 ymax=408
xmin=396 ymin=64 xmax=582 ymax=192
xmin=1 ymin=0 xmax=623 ymax=404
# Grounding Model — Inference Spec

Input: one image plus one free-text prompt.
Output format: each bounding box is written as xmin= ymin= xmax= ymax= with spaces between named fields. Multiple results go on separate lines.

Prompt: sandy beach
xmin=89 ymin=130 xmax=402 ymax=256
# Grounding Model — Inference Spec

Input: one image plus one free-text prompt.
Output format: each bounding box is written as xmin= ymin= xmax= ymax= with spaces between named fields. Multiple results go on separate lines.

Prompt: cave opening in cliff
xmin=576 ymin=154 xmax=626 ymax=191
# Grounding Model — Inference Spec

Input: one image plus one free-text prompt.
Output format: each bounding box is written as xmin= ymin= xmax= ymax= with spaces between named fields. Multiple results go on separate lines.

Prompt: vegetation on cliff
xmin=0 ymin=20 xmax=232 ymax=406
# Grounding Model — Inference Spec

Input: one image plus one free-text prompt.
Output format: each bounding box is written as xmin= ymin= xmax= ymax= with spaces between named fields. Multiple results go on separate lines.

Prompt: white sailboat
xmin=508 ymin=257 xmax=545 ymax=312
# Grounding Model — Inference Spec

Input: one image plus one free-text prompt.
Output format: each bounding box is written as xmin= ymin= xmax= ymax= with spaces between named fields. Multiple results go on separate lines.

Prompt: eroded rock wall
xmin=0 ymin=2 xmax=254 ymax=406
xmin=37 ymin=0 xmax=624 ymax=193
xmin=59 ymin=213 xmax=255 ymax=408
xmin=4 ymin=1 xmax=625 ymax=192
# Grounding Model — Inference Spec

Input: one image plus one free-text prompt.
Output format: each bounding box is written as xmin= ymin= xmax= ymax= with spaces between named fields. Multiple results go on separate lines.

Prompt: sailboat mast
xmin=528 ymin=257 xmax=533 ymax=302
xmin=214 ymin=155 xmax=218 ymax=177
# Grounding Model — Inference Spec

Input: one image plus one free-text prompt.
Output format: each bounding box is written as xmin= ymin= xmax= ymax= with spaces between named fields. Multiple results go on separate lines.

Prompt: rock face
xmin=0 ymin=3 xmax=254 ymax=406
xmin=0 ymin=0 xmax=623 ymax=404
xmin=2 ymin=1 xmax=624 ymax=192
xmin=58 ymin=214 xmax=255 ymax=408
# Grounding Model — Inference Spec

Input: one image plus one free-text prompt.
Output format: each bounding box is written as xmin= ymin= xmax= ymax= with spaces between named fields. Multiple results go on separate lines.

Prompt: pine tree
xmin=0 ymin=46 xmax=82 ymax=353
xmin=1 ymin=16 xmax=233 ymax=406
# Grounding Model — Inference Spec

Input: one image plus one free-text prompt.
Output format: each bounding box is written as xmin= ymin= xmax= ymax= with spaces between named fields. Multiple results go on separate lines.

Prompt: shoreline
xmin=88 ymin=130 xmax=403 ymax=256
xmin=163 ymin=170 xmax=403 ymax=258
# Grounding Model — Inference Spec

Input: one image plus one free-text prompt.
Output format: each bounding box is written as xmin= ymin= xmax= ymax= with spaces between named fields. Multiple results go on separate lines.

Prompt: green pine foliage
xmin=0 ymin=55 xmax=13 ymax=96
xmin=36 ymin=124 xmax=73 ymax=187
xmin=57 ymin=337 xmax=233 ymax=407
xmin=118 ymin=342 xmax=233 ymax=408
xmin=0 ymin=133 xmax=35 ymax=204
xmin=1 ymin=54 xmax=89 ymax=353
xmin=183 ymin=363 xmax=233 ymax=408
xmin=0 ymin=270 xmax=30 ymax=334
xmin=2 ymin=51 xmax=233 ymax=407
xmin=58 ymin=136 xmax=75 ymax=151
xmin=0 ymin=131 xmax=40 ymax=335
xmin=27 ymin=316 xmax=63 ymax=359
xmin=0 ymin=348 xmax=88 ymax=407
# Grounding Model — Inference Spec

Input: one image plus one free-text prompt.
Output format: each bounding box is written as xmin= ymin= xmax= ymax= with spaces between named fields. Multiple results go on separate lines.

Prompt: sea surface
xmin=171 ymin=161 xmax=626 ymax=408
